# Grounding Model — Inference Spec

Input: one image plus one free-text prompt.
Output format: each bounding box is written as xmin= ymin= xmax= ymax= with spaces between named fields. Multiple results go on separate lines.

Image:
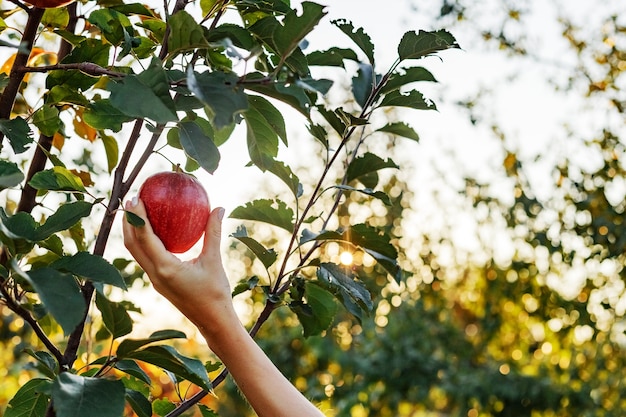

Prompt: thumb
xmin=200 ymin=207 xmax=225 ymax=264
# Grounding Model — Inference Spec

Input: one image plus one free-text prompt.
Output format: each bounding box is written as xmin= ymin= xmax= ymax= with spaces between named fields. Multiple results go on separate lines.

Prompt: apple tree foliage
xmin=0 ymin=0 xmax=459 ymax=416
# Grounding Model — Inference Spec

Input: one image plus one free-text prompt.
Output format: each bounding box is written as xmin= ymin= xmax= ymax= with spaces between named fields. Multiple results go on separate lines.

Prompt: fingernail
xmin=131 ymin=196 xmax=138 ymax=207
xmin=217 ymin=207 xmax=225 ymax=221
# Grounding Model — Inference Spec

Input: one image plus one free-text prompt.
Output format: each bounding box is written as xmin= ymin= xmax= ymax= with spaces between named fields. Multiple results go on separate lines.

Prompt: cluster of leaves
xmin=0 ymin=0 xmax=459 ymax=416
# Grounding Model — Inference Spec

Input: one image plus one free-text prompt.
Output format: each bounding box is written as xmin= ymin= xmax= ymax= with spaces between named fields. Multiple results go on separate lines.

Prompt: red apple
xmin=26 ymin=0 xmax=76 ymax=8
xmin=138 ymin=171 xmax=210 ymax=253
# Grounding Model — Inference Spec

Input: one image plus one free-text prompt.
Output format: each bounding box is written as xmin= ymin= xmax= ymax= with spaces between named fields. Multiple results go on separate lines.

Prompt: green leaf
xmin=351 ymin=63 xmax=375 ymax=108
xmin=24 ymin=349 xmax=58 ymax=379
xmin=178 ymin=120 xmax=220 ymax=174
xmin=100 ymin=133 xmax=119 ymax=173
xmin=84 ymin=100 xmax=134 ymax=132
xmin=198 ymin=404 xmax=220 ymax=417
xmin=332 ymin=19 xmax=375 ymax=65
xmin=0 ymin=160 xmax=25 ymax=190
xmin=243 ymin=96 xmax=286 ymax=170
xmin=153 ymin=399 xmax=176 ymax=417
xmin=52 ymin=251 xmax=127 ymax=289
xmin=346 ymin=152 xmax=399 ymax=185
xmin=0 ymin=209 xmax=39 ymax=241
xmin=334 ymin=185 xmax=392 ymax=206
xmin=126 ymin=389 xmax=152 ymax=417
xmin=116 ymin=360 xmax=151 ymax=385
xmin=167 ymin=10 xmax=209 ymax=57
xmin=291 ymin=282 xmax=338 ymax=337
xmin=124 ymin=345 xmax=212 ymax=391
xmin=116 ymin=329 xmax=187 ymax=357
xmin=230 ymin=199 xmax=294 ymax=233
xmin=29 ymin=166 xmax=87 ymax=193
xmin=42 ymin=7 xmax=69 ymax=28
xmin=21 ymin=267 xmax=87 ymax=335
xmin=52 ymin=373 xmax=125 ymax=417
xmin=35 ymin=201 xmax=93 ymax=241
xmin=232 ymin=276 xmax=259 ymax=297
xmin=264 ymin=159 xmax=302 ymax=198
xmin=47 ymin=39 xmax=110 ymax=91
xmin=244 ymin=74 xmax=313 ymax=117
xmin=231 ymin=225 xmax=277 ymax=269
xmin=0 ymin=117 xmax=33 ymax=154
xmin=187 ymin=69 xmax=248 ymax=129
xmin=88 ymin=8 xmax=133 ymax=46
xmin=317 ymin=262 xmax=372 ymax=319
xmin=95 ymin=292 xmax=133 ymax=338
xmin=4 ymin=378 xmax=51 ymax=417
xmin=125 ymin=210 xmax=145 ymax=227
xmin=379 ymin=89 xmax=437 ymax=111
xmin=303 ymin=223 xmax=403 ymax=283
xmin=379 ymin=66 xmax=437 ymax=95
xmin=397 ymin=29 xmax=460 ymax=61
xmin=307 ymin=47 xmax=359 ymax=67
xmin=376 ymin=122 xmax=420 ymax=142
xmin=249 ymin=2 xmax=327 ymax=62
xmin=108 ymin=58 xmax=177 ymax=123
xmin=32 ymin=105 xmax=61 ymax=137
xmin=335 ymin=107 xmax=369 ymax=127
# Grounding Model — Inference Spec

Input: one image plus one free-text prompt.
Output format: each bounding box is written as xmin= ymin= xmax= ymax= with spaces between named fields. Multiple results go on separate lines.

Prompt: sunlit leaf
xmin=52 ymin=373 xmax=125 ymax=417
xmin=32 ymin=105 xmax=61 ymax=137
xmin=116 ymin=329 xmax=187 ymax=357
xmin=231 ymin=225 xmax=277 ymax=268
xmin=29 ymin=166 xmax=86 ymax=193
xmin=4 ymin=378 xmax=51 ymax=417
xmin=230 ymin=199 xmax=294 ymax=233
xmin=291 ymin=282 xmax=338 ymax=337
xmin=317 ymin=262 xmax=372 ymax=319
xmin=123 ymin=345 xmax=212 ymax=391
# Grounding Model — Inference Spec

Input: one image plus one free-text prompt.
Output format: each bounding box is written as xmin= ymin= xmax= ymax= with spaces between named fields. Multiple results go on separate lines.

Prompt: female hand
xmin=122 ymin=198 xmax=237 ymax=336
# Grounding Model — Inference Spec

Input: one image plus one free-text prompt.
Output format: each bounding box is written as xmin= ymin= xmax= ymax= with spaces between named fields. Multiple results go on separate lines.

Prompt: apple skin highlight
xmin=138 ymin=171 xmax=211 ymax=253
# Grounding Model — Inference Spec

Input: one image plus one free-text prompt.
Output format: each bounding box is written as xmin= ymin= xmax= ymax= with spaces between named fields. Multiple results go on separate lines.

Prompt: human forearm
xmin=199 ymin=316 xmax=324 ymax=417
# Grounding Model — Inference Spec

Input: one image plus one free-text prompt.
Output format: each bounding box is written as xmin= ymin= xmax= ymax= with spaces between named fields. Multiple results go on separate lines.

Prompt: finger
xmin=199 ymin=207 xmax=225 ymax=268
xmin=123 ymin=198 xmax=177 ymax=276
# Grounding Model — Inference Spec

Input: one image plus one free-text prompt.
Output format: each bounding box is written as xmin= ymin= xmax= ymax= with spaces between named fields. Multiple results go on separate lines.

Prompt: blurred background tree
xmin=211 ymin=1 xmax=626 ymax=416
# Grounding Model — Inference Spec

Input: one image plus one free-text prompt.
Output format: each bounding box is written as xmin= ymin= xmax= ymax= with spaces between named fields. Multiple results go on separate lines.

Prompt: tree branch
xmin=0 ymin=7 xmax=45 ymax=149
xmin=17 ymin=63 xmax=126 ymax=78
